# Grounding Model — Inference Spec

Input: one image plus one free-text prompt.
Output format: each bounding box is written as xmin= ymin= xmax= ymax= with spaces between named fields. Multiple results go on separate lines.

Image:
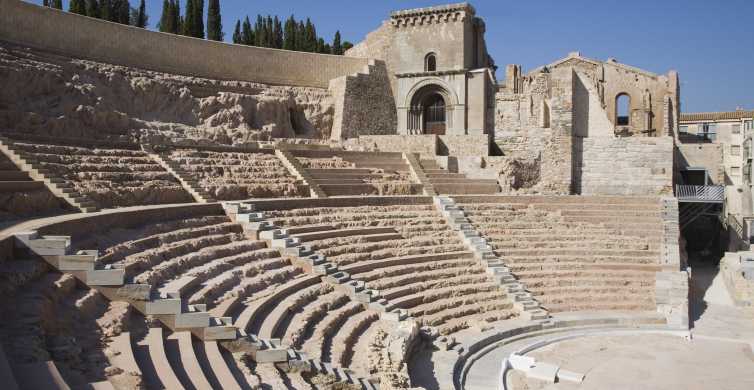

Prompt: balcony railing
xmin=675 ymin=185 xmax=724 ymax=203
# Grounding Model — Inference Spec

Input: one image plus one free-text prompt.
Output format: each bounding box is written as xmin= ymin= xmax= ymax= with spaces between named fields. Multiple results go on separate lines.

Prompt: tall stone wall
xmin=0 ymin=0 xmax=369 ymax=88
xmin=575 ymin=136 xmax=674 ymax=195
xmin=329 ymin=61 xmax=397 ymax=140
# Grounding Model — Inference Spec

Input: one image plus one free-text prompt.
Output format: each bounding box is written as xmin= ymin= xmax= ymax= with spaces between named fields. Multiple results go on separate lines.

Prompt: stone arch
xmin=405 ymin=81 xmax=457 ymax=135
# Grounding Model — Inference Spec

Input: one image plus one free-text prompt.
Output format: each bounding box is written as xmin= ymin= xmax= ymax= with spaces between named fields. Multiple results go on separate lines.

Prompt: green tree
xmin=273 ymin=16 xmax=283 ymax=49
xmin=43 ymin=0 xmax=49 ymax=7
xmin=207 ymin=0 xmax=222 ymax=41
xmin=283 ymin=15 xmax=296 ymax=51
xmin=316 ymin=38 xmax=326 ymax=54
xmin=52 ymin=0 xmax=63 ymax=9
xmin=241 ymin=16 xmax=254 ymax=45
xmin=232 ymin=19 xmax=242 ymax=44
xmin=254 ymin=15 xmax=265 ymax=46
xmin=295 ymin=20 xmax=305 ymax=51
xmin=183 ymin=0 xmax=195 ymax=36
xmin=99 ymin=0 xmax=112 ymax=21
xmin=194 ymin=0 xmax=205 ymax=38
xmin=332 ymin=30 xmax=343 ymax=55
xmin=69 ymin=0 xmax=86 ymax=15
xmin=158 ymin=0 xmax=170 ymax=32
xmin=134 ymin=0 xmax=147 ymax=28
xmin=85 ymin=0 xmax=99 ymax=18
xmin=343 ymin=41 xmax=354 ymax=53
xmin=171 ymin=0 xmax=181 ymax=34
xmin=304 ymin=18 xmax=316 ymax=52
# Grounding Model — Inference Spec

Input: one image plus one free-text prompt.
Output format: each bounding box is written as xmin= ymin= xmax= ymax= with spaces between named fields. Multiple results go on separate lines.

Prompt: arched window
xmin=616 ymin=93 xmax=630 ymax=126
xmin=425 ymin=53 xmax=437 ymax=72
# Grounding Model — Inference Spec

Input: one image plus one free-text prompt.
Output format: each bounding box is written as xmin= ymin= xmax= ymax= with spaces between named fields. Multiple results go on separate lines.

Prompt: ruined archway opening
xmin=616 ymin=93 xmax=631 ymax=126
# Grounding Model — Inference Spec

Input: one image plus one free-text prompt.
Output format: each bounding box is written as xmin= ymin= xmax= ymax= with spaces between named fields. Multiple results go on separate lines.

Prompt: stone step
xmin=0 ymin=170 xmax=30 ymax=180
xmin=0 ymin=180 xmax=46 ymax=192
xmin=433 ymin=183 xmax=500 ymax=195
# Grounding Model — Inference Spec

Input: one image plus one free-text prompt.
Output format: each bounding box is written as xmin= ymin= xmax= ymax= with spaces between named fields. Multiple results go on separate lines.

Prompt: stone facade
xmin=348 ymin=3 xmax=496 ymax=137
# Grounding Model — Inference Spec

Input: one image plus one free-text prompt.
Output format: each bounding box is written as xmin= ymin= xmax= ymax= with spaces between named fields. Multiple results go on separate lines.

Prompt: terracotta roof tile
xmin=680 ymin=111 xmax=754 ymax=122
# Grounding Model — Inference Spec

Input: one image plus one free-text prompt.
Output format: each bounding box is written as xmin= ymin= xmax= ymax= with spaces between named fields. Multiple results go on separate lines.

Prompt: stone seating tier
xmin=457 ymin=198 xmax=664 ymax=313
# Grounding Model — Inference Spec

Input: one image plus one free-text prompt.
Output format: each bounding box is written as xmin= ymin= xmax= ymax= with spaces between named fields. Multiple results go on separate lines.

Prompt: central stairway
xmin=419 ymin=159 xmax=500 ymax=195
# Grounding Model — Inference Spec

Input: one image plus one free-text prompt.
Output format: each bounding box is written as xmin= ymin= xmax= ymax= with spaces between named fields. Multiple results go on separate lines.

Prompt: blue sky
xmin=27 ymin=0 xmax=754 ymax=112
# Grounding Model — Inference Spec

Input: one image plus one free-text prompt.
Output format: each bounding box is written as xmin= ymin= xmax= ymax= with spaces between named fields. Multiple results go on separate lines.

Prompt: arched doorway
xmin=408 ymin=84 xmax=451 ymax=135
xmin=423 ymin=93 xmax=446 ymax=135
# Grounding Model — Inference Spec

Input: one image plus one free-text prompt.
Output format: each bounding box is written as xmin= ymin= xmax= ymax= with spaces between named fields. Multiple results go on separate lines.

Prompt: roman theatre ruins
xmin=0 ymin=1 xmax=752 ymax=389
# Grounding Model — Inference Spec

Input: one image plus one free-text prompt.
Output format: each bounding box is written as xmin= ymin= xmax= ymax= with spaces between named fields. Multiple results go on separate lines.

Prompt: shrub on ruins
xmin=207 ymin=0 xmax=223 ymax=41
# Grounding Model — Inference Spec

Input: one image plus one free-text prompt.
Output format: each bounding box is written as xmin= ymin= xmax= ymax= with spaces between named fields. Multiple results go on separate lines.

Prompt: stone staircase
xmin=421 ymin=158 xmax=500 ymax=195
xmin=433 ymin=196 xmax=548 ymax=321
xmin=0 ymin=136 xmax=98 ymax=212
xmin=146 ymin=149 xmax=217 ymax=203
xmin=403 ymin=152 xmax=436 ymax=196
xmin=275 ymin=149 xmax=326 ymax=198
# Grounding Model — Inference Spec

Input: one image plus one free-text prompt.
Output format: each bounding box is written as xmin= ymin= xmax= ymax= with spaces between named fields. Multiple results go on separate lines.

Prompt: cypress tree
xmin=295 ymin=20 xmax=305 ymax=51
xmin=283 ymin=15 xmax=296 ymax=51
xmin=52 ymin=0 xmax=63 ymax=9
xmin=242 ymin=16 xmax=254 ymax=45
xmin=69 ymin=0 xmax=86 ymax=15
xmin=158 ymin=0 xmax=170 ymax=32
xmin=273 ymin=16 xmax=283 ymax=49
xmin=316 ymin=38 xmax=326 ymax=54
xmin=99 ymin=0 xmax=112 ymax=21
xmin=171 ymin=0 xmax=181 ymax=34
xmin=135 ymin=0 xmax=147 ymax=28
xmin=304 ymin=18 xmax=316 ymax=52
xmin=207 ymin=0 xmax=222 ymax=41
xmin=324 ymin=43 xmax=332 ymax=55
xmin=43 ymin=0 xmax=49 ymax=7
xmin=254 ymin=15 xmax=265 ymax=46
xmin=232 ymin=20 xmax=242 ymax=44
xmin=193 ymin=0 xmax=205 ymax=38
xmin=332 ymin=30 xmax=343 ymax=55
xmin=183 ymin=0 xmax=195 ymax=36
xmin=85 ymin=0 xmax=99 ymax=18
xmin=343 ymin=41 xmax=354 ymax=52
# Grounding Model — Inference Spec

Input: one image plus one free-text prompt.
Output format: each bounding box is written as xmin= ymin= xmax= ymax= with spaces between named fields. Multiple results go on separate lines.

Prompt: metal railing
xmin=675 ymin=185 xmax=724 ymax=203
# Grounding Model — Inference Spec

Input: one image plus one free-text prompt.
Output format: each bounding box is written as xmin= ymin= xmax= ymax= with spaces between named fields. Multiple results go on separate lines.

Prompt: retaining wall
xmin=0 ymin=0 xmax=370 ymax=88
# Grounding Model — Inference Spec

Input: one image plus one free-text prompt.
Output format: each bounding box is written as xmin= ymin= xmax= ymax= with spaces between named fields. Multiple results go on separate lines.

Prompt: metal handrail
xmin=675 ymin=185 xmax=724 ymax=203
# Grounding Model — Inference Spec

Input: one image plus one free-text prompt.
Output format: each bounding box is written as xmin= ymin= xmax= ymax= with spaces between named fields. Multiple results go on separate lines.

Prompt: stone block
xmin=84 ymin=269 xmax=125 ymax=286
xmin=174 ymin=311 xmax=210 ymax=328
xmin=557 ymin=369 xmax=585 ymax=383
xmin=528 ymin=362 xmax=559 ymax=383
xmin=508 ymin=354 xmax=535 ymax=371
xmin=252 ymin=348 xmax=289 ymax=363
xmin=145 ymin=298 xmax=182 ymax=315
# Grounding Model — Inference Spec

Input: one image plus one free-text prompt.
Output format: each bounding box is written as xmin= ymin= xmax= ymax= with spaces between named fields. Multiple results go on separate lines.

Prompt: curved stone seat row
xmin=229 ymin=200 xmax=518 ymax=336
